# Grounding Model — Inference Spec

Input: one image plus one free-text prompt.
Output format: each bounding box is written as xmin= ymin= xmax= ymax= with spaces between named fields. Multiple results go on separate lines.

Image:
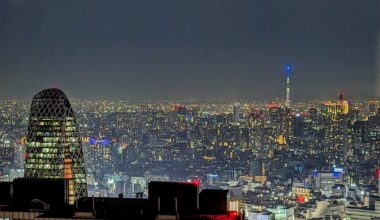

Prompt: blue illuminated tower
xmin=285 ymin=65 xmax=292 ymax=107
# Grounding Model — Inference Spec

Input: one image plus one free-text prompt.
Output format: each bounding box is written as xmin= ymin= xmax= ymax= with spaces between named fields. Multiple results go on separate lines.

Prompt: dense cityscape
xmin=1 ymin=88 xmax=380 ymax=219
xmin=1 ymin=0 xmax=380 ymax=219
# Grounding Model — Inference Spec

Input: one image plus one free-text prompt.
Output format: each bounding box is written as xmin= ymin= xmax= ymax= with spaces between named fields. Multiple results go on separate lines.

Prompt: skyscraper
xmin=233 ymin=103 xmax=241 ymax=122
xmin=24 ymin=88 xmax=87 ymax=204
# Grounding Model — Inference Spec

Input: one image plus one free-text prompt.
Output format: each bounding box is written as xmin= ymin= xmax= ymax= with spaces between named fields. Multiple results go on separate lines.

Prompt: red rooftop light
xmin=375 ymin=169 xmax=380 ymax=179
xmin=228 ymin=211 xmax=237 ymax=216
xmin=297 ymin=196 xmax=305 ymax=203
xmin=193 ymin=179 xmax=200 ymax=185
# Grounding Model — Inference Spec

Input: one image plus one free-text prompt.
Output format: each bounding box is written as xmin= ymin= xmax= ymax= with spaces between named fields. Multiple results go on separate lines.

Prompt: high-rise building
xmin=268 ymin=103 xmax=281 ymax=125
xmin=249 ymin=159 xmax=265 ymax=176
xmin=233 ymin=103 xmax=241 ymax=122
xmin=293 ymin=113 xmax=305 ymax=137
xmin=24 ymin=88 xmax=87 ymax=204
xmin=324 ymin=92 xmax=349 ymax=116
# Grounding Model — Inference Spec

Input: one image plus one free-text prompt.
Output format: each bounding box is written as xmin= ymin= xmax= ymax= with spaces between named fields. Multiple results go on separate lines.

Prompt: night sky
xmin=0 ymin=0 xmax=379 ymax=101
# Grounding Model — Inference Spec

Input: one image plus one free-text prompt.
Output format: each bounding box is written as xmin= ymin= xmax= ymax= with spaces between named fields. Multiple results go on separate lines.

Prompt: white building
xmin=345 ymin=200 xmax=380 ymax=220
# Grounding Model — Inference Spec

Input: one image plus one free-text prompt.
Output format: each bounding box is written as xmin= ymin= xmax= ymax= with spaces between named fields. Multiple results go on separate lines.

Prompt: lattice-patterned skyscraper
xmin=24 ymin=88 xmax=87 ymax=204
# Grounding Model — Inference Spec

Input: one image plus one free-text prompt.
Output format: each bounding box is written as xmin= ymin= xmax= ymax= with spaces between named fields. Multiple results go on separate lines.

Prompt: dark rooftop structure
xmin=199 ymin=189 xmax=229 ymax=215
xmin=149 ymin=181 xmax=198 ymax=217
xmin=0 ymin=178 xmax=236 ymax=220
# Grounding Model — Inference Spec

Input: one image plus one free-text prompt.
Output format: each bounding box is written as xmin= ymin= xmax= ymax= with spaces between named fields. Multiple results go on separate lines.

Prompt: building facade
xmin=24 ymin=88 xmax=87 ymax=204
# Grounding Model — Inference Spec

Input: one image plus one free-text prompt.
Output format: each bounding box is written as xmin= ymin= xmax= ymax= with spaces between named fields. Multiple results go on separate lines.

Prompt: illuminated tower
xmin=24 ymin=88 xmax=87 ymax=204
xmin=285 ymin=65 xmax=292 ymax=107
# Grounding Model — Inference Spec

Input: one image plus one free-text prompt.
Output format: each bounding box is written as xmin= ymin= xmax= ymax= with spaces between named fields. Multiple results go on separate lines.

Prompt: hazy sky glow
xmin=0 ymin=0 xmax=379 ymax=101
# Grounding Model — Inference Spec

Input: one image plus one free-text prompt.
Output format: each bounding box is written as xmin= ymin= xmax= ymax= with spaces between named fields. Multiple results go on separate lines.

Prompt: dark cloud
xmin=0 ymin=0 xmax=379 ymax=100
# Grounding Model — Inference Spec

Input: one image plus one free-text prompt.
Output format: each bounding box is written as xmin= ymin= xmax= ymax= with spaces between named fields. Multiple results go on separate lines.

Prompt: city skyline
xmin=0 ymin=0 xmax=379 ymax=101
xmin=1 ymin=87 xmax=380 ymax=219
xmin=2 ymin=1 xmax=380 ymax=219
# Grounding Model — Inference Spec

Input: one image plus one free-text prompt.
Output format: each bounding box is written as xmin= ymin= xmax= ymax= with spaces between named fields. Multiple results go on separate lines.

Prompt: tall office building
xmin=24 ymin=88 xmax=87 ymax=204
xmin=324 ymin=92 xmax=349 ymax=115
xmin=249 ymin=159 xmax=265 ymax=176
xmin=233 ymin=103 xmax=241 ymax=122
